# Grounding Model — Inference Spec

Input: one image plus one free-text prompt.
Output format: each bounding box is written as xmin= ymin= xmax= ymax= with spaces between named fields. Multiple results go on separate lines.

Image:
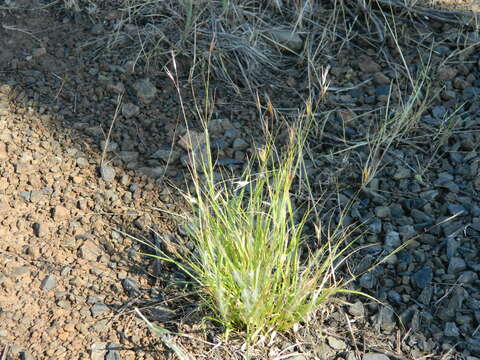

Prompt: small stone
xmin=387 ymin=290 xmax=402 ymax=304
xmin=122 ymin=278 xmax=140 ymax=296
xmin=363 ymin=353 xmax=390 ymax=360
xmin=53 ymin=205 xmax=69 ymax=220
xmin=458 ymin=271 xmax=478 ymax=284
xmin=268 ymin=30 xmax=303 ymax=52
xmin=133 ymin=78 xmax=157 ymax=104
xmin=99 ymin=164 xmax=116 ymax=182
xmin=359 ymin=272 xmax=375 ymax=289
xmin=327 ymin=336 xmax=347 ymax=350
xmin=107 ymin=81 xmax=125 ymax=94
xmin=40 ymin=274 xmax=57 ymax=291
xmin=411 ymin=209 xmax=434 ymax=224
xmin=232 ymin=138 xmax=249 ymax=151
xmin=122 ymin=103 xmax=140 ymax=118
xmin=138 ymin=167 xmax=166 ymax=179
xmin=19 ymin=191 xmax=31 ymax=202
xmin=376 ymin=306 xmax=396 ymax=331
xmin=91 ymin=303 xmax=110 ymax=317
xmin=91 ymin=342 xmax=108 ymax=360
xmin=178 ymin=130 xmax=205 ymax=151
xmin=366 ymin=218 xmax=380 ymax=234
xmin=444 ymin=322 xmax=460 ymax=337
xmin=418 ymin=285 xmax=433 ymax=304
xmin=373 ymin=72 xmax=390 ymax=85
xmin=448 ymin=257 xmax=466 ymax=274
xmin=33 ymin=223 xmax=48 ymax=237
xmin=92 ymin=319 xmax=109 ymax=332
xmin=393 ymin=168 xmax=411 ymax=180
xmin=375 ymin=85 xmax=390 ymax=96
xmin=20 ymin=351 xmax=34 ymax=360
xmin=358 ymin=56 xmax=381 ymax=73
xmin=447 ymin=203 xmax=466 ymax=216
xmin=79 ymin=240 xmax=102 ymax=261
xmin=76 ymin=157 xmax=89 ymax=168
xmin=100 ymin=141 xmax=118 ymax=152
xmin=374 ymin=206 xmax=391 ymax=218
xmin=10 ymin=266 xmax=30 ymax=278
xmin=151 ymin=146 xmax=180 ymax=163
xmin=117 ymin=151 xmax=139 ymax=163
xmin=432 ymin=106 xmax=447 ymax=119
xmin=437 ymin=66 xmax=457 ymax=81
xmin=29 ymin=190 xmax=43 ymax=203
xmin=106 ymin=350 xmax=121 ymax=360
xmin=454 ymin=77 xmax=470 ymax=90
xmin=384 ymin=231 xmax=400 ymax=248
xmin=412 ymin=266 xmax=433 ymax=289
xmin=348 ymin=301 xmax=365 ymax=317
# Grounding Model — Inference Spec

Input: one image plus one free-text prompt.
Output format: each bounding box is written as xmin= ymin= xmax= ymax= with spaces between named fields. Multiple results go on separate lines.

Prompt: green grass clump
xmin=164 ymin=104 xmax=359 ymax=340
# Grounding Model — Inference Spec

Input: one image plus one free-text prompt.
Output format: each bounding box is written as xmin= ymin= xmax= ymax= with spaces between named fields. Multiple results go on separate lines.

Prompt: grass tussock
xmin=139 ymin=97 xmax=365 ymax=342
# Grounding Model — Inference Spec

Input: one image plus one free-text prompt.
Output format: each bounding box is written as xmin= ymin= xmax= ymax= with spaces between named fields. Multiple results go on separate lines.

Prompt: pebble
xmin=268 ymin=29 xmax=303 ymax=52
xmin=122 ymin=102 xmax=140 ymax=118
xmin=232 ymin=138 xmax=249 ymax=151
xmin=363 ymin=353 xmax=390 ymax=360
xmin=33 ymin=222 xmax=47 ymax=238
xmin=133 ymin=78 xmax=157 ymax=104
xmin=437 ymin=66 xmax=457 ymax=81
xmin=376 ymin=306 xmax=396 ymax=331
xmin=91 ymin=303 xmax=110 ymax=317
xmin=178 ymin=130 xmax=205 ymax=151
xmin=448 ymin=257 xmax=466 ymax=274
xmin=106 ymin=350 xmax=122 ymax=360
xmin=30 ymin=190 xmax=43 ymax=203
xmin=348 ymin=301 xmax=365 ymax=317
xmin=122 ymin=278 xmax=140 ymax=296
xmin=412 ymin=266 xmax=433 ymax=289
xmin=393 ymin=168 xmax=411 ymax=180
xmin=358 ymin=56 xmax=381 ymax=73
xmin=20 ymin=351 xmax=34 ymax=360
xmin=432 ymin=106 xmax=447 ymax=119
xmin=369 ymin=218 xmax=382 ymax=234
xmin=91 ymin=342 xmax=107 ymax=360
xmin=76 ymin=157 xmax=89 ymax=168
xmin=444 ymin=322 xmax=460 ymax=337
xmin=79 ymin=240 xmax=102 ymax=261
xmin=40 ymin=274 xmax=57 ymax=291
xmin=99 ymin=164 xmax=116 ymax=182
xmin=327 ymin=336 xmax=347 ymax=350
xmin=359 ymin=272 xmax=376 ymax=289
xmin=53 ymin=205 xmax=69 ymax=220
xmin=374 ymin=206 xmax=391 ymax=218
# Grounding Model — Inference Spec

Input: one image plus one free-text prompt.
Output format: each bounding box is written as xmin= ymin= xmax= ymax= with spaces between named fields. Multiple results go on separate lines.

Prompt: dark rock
xmin=359 ymin=272 xmax=376 ymax=289
xmin=448 ymin=257 xmax=466 ymax=274
xmin=384 ymin=231 xmax=400 ymax=248
xmin=387 ymin=290 xmax=402 ymax=305
xmin=444 ymin=322 xmax=460 ymax=337
xmin=122 ymin=278 xmax=140 ymax=296
xmin=412 ymin=266 xmax=433 ymax=289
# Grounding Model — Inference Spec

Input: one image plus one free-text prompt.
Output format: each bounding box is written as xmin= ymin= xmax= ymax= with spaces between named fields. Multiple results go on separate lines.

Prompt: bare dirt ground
xmin=1 ymin=0 xmax=480 ymax=359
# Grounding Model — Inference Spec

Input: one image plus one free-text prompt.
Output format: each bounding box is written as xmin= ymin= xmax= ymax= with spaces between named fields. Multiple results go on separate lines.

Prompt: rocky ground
xmin=1 ymin=0 xmax=480 ymax=359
